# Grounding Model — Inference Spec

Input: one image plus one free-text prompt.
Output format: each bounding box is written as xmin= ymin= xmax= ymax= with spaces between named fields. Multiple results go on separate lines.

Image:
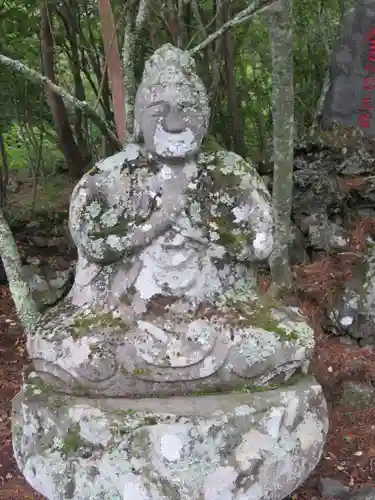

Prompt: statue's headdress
xmin=134 ymin=44 xmax=210 ymax=136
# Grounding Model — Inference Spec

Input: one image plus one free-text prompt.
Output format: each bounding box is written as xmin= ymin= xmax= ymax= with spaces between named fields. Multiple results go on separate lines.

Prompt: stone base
xmin=12 ymin=375 xmax=328 ymax=500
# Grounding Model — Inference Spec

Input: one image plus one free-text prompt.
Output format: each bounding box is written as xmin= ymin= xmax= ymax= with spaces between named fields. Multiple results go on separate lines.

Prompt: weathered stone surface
xmin=319 ymin=477 xmax=375 ymax=500
xmin=23 ymin=258 xmax=75 ymax=312
xmin=290 ymin=143 xmax=349 ymax=255
xmin=134 ymin=44 xmax=210 ymax=160
xmin=27 ymin=122 xmax=279 ymax=396
xmin=27 ymin=293 xmax=315 ymax=397
xmin=12 ymin=375 xmax=328 ymax=500
xmin=265 ymin=138 xmax=375 ymax=344
xmin=288 ymin=223 xmax=309 ymax=265
xmin=327 ymin=237 xmax=375 ymax=345
xmin=319 ymin=478 xmax=350 ymax=498
xmin=13 ymin=44 xmax=327 ymax=500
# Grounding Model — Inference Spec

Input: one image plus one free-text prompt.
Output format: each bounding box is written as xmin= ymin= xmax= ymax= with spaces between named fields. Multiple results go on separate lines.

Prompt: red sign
xmin=359 ymin=28 xmax=375 ymax=128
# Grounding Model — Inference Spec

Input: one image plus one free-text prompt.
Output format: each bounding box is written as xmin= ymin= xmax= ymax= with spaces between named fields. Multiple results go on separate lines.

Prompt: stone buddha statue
xmin=13 ymin=44 xmax=328 ymax=500
xmin=26 ymin=44 xmax=309 ymax=397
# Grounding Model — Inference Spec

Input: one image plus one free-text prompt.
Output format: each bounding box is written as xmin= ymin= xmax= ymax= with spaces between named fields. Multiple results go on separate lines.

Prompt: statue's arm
xmin=68 ymin=171 xmax=132 ymax=264
xmin=210 ymin=151 xmax=274 ymax=262
xmin=69 ymin=162 xmax=186 ymax=264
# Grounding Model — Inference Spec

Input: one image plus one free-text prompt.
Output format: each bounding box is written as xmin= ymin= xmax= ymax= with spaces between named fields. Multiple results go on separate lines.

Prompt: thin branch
xmin=122 ymin=11 xmax=136 ymax=140
xmin=0 ymin=53 xmax=121 ymax=148
xmin=190 ymin=0 xmax=220 ymax=102
xmin=190 ymin=0 xmax=278 ymax=55
xmin=186 ymin=0 xmax=227 ymax=49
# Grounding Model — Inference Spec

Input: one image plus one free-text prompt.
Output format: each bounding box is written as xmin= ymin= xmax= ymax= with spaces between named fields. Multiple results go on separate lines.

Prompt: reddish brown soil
xmin=0 ymin=285 xmax=45 ymax=499
xmin=1 ymin=286 xmax=375 ymax=499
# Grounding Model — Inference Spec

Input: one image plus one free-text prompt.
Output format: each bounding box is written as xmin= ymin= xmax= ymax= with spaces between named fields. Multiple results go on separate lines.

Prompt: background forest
xmin=0 ymin=0 xmax=352 ymax=214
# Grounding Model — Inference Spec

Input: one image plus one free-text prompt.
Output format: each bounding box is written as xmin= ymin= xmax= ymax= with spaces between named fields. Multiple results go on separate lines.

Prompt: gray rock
xmin=287 ymin=140 xmax=375 ymax=262
xmin=289 ymin=223 xmax=309 ymax=265
xmin=328 ymin=237 xmax=375 ymax=344
xmin=22 ymin=261 xmax=75 ymax=312
xmin=320 ymin=477 xmax=375 ymax=499
xmin=319 ymin=477 xmax=349 ymax=498
xmin=13 ymin=375 xmax=328 ymax=500
xmin=300 ymin=214 xmax=347 ymax=252
xmin=27 ymin=296 xmax=316 ymax=397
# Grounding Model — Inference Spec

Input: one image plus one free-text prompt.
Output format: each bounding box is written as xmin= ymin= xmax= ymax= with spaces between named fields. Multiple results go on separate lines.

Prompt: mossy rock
xmin=71 ymin=312 xmax=131 ymax=338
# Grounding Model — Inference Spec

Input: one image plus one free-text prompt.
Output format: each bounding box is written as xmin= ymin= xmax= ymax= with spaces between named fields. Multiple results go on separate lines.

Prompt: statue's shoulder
xmin=74 ymin=144 xmax=153 ymax=190
xmin=197 ymin=148 xmax=270 ymax=204
xmin=87 ymin=144 xmax=144 ymax=178
xmin=198 ymin=148 xmax=255 ymax=178
xmin=70 ymin=144 xmax=147 ymax=204
xmin=198 ymin=136 xmax=254 ymax=177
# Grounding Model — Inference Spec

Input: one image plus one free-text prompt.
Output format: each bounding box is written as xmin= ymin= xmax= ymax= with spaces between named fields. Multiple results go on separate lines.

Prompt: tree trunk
xmin=0 ymin=132 xmax=9 ymax=209
xmin=98 ymin=0 xmax=125 ymax=144
xmin=0 ymin=210 xmax=39 ymax=332
xmin=40 ymin=0 xmax=84 ymax=178
xmin=266 ymin=0 xmax=294 ymax=293
xmin=221 ymin=2 xmax=247 ymax=157
xmin=59 ymin=1 xmax=91 ymax=162
xmin=121 ymin=0 xmax=151 ymax=141
xmin=166 ymin=0 xmax=179 ymax=45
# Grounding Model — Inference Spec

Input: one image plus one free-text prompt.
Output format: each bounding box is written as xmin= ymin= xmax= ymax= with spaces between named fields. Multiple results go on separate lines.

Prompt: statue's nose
xmin=162 ymin=108 xmax=186 ymax=133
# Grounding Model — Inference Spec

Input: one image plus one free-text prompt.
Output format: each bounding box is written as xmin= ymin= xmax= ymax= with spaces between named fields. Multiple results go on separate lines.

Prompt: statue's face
xmin=135 ymin=80 xmax=208 ymax=161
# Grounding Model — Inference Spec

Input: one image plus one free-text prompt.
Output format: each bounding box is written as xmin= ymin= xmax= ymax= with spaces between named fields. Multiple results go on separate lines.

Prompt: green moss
xmin=214 ymin=215 xmax=251 ymax=254
xmin=183 ymin=373 xmax=305 ymax=397
xmin=88 ymin=166 xmax=100 ymax=176
xmin=187 ymin=154 xmax=253 ymax=257
xmin=248 ymin=308 xmax=286 ymax=337
xmin=108 ymin=410 xmax=158 ymax=437
xmin=71 ymin=312 xmax=130 ymax=337
xmin=124 ymin=409 xmax=137 ymax=415
xmin=110 ymin=423 xmax=132 ymax=436
xmin=60 ymin=423 xmax=84 ymax=456
xmin=132 ymin=368 xmax=152 ymax=376
xmin=24 ymin=376 xmax=91 ymax=401
xmin=241 ymin=384 xmax=279 ymax=393
xmin=12 ymin=425 xmax=23 ymax=446
xmin=223 ymin=296 xmax=299 ymax=341
xmin=239 ymin=372 xmax=305 ymax=393
xmin=144 ymin=416 xmax=158 ymax=425
xmin=89 ymin=218 xmax=129 ymax=239
xmin=201 ymin=135 xmax=222 ymax=154
xmin=24 ymin=377 xmax=56 ymax=398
